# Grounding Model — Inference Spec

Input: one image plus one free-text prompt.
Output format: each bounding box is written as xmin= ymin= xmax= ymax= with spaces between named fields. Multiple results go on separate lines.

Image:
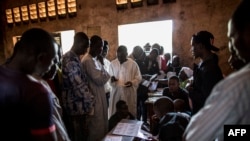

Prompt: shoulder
xmin=179 ymin=88 xmax=189 ymax=94
xmin=207 ymin=64 xmax=250 ymax=104
xmin=216 ymin=64 xmax=250 ymax=89
xmin=127 ymin=58 xmax=137 ymax=64
xmin=81 ymin=54 xmax=91 ymax=62
xmin=163 ymin=87 xmax=170 ymax=93
xmin=110 ymin=59 xmax=119 ymax=65
xmin=159 ymin=114 xmax=188 ymax=140
xmin=26 ymin=75 xmax=51 ymax=94
xmin=104 ymin=58 xmax=111 ymax=64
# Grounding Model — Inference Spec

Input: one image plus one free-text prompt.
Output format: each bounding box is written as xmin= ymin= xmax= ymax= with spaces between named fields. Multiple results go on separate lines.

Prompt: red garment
xmin=0 ymin=66 xmax=54 ymax=140
xmin=161 ymin=56 xmax=167 ymax=72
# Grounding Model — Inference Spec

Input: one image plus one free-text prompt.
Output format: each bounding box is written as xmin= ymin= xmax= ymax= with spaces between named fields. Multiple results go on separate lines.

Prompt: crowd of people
xmin=0 ymin=0 xmax=250 ymax=141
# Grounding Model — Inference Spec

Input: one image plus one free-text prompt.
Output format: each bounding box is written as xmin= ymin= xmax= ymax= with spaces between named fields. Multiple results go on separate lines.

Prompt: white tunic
xmin=81 ymin=54 xmax=110 ymax=141
xmin=108 ymin=58 xmax=142 ymax=118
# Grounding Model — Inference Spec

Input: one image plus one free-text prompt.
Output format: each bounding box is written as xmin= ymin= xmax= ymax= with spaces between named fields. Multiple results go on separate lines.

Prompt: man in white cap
xmin=178 ymin=67 xmax=193 ymax=89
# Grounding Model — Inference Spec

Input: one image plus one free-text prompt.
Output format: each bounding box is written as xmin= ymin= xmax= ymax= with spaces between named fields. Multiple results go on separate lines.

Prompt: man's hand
xmin=124 ymin=81 xmax=132 ymax=87
xmin=111 ymin=76 xmax=118 ymax=83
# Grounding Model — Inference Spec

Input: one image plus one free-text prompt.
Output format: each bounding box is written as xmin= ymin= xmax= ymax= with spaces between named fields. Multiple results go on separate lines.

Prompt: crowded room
xmin=0 ymin=0 xmax=249 ymax=141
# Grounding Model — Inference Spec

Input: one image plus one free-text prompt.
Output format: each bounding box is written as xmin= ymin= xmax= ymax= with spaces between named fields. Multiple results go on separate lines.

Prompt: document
xmin=112 ymin=122 xmax=141 ymax=137
xmin=142 ymin=73 xmax=158 ymax=87
xmin=103 ymin=135 xmax=122 ymax=141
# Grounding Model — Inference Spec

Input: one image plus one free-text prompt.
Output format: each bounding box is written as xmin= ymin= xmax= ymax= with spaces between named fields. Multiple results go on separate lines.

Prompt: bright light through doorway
xmin=60 ymin=30 xmax=75 ymax=54
xmin=118 ymin=20 xmax=173 ymax=55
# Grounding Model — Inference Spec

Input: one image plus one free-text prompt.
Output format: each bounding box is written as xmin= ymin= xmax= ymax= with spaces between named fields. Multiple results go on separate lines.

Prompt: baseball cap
xmin=193 ymin=31 xmax=219 ymax=52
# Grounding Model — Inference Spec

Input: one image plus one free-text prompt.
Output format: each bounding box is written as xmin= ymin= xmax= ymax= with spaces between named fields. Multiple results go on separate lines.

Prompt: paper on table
xmin=148 ymin=81 xmax=158 ymax=91
xmin=103 ymin=135 xmax=122 ymax=141
xmin=112 ymin=122 xmax=141 ymax=137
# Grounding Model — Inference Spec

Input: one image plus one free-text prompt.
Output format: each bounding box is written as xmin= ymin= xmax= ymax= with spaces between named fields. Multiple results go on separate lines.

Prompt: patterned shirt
xmin=62 ymin=51 xmax=94 ymax=115
xmin=184 ymin=63 xmax=250 ymax=141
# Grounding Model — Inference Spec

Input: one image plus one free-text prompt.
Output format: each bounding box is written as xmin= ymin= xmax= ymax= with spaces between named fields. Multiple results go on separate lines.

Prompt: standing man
xmin=109 ymin=45 xmax=142 ymax=118
xmin=188 ymin=30 xmax=223 ymax=115
xmin=39 ymin=44 xmax=71 ymax=141
xmin=98 ymin=40 xmax=112 ymax=108
xmin=183 ymin=0 xmax=250 ymax=140
xmin=0 ymin=28 xmax=58 ymax=141
xmin=62 ymin=32 xmax=94 ymax=141
xmin=81 ymin=35 xmax=110 ymax=141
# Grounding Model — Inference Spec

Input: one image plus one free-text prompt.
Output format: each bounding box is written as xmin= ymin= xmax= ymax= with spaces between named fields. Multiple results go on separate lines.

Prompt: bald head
xmin=9 ymin=28 xmax=57 ymax=75
xmin=228 ymin=0 xmax=250 ymax=64
xmin=72 ymin=32 xmax=89 ymax=55
xmin=174 ymin=99 xmax=185 ymax=112
xmin=153 ymin=97 xmax=174 ymax=118
xmin=89 ymin=35 xmax=103 ymax=57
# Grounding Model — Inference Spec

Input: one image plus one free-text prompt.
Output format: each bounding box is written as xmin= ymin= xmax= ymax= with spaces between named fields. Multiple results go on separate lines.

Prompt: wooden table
xmin=147 ymin=89 xmax=163 ymax=97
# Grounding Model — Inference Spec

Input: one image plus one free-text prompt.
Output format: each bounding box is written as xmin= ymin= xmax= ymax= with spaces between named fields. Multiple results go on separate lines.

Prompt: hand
xmin=147 ymin=136 xmax=158 ymax=141
xmin=111 ymin=76 xmax=118 ymax=83
xmin=151 ymin=114 xmax=160 ymax=123
xmin=124 ymin=81 xmax=132 ymax=87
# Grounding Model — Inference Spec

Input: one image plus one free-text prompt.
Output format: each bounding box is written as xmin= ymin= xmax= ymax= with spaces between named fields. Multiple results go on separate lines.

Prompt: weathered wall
xmin=0 ymin=0 xmax=241 ymax=76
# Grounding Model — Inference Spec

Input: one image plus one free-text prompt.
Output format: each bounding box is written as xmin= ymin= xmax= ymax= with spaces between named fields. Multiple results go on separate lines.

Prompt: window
xmin=118 ymin=20 xmax=173 ymax=55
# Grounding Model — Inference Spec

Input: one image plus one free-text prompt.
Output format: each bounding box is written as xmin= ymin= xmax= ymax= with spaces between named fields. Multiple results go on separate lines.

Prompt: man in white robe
xmin=109 ymin=45 xmax=142 ymax=118
xmin=81 ymin=35 xmax=110 ymax=141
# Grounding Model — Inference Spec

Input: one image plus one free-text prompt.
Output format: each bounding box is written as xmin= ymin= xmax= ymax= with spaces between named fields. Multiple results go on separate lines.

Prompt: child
xmin=151 ymin=97 xmax=189 ymax=141
xmin=108 ymin=100 xmax=135 ymax=131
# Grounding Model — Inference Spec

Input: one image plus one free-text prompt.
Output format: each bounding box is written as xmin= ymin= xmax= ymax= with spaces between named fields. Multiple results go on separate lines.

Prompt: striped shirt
xmin=183 ymin=63 xmax=250 ymax=141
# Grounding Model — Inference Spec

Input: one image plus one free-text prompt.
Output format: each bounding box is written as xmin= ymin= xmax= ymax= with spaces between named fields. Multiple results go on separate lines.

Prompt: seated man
xmin=162 ymin=75 xmax=191 ymax=114
xmin=108 ymin=100 xmax=135 ymax=131
xmin=151 ymin=97 xmax=189 ymax=141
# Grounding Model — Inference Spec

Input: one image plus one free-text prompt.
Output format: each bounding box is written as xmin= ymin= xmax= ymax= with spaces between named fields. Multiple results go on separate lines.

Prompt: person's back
xmin=158 ymin=112 xmax=190 ymax=141
xmin=0 ymin=28 xmax=58 ymax=141
xmin=0 ymin=68 xmax=52 ymax=140
xmin=174 ymin=99 xmax=191 ymax=117
xmin=151 ymin=97 xmax=189 ymax=141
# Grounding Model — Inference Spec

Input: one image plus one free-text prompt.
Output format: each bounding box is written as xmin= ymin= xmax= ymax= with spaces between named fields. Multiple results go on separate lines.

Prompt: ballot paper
xmin=112 ymin=122 xmax=141 ymax=137
xmin=103 ymin=119 xmax=153 ymax=141
xmin=103 ymin=135 xmax=122 ymax=141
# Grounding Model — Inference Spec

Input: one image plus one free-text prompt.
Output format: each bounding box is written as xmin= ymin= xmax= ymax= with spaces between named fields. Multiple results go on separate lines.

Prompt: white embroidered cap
xmin=182 ymin=67 xmax=193 ymax=78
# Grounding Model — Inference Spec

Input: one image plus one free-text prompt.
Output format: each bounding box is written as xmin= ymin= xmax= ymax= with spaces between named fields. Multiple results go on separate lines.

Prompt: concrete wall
xmin=0 ymin=0 xmax=241 ymax=76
